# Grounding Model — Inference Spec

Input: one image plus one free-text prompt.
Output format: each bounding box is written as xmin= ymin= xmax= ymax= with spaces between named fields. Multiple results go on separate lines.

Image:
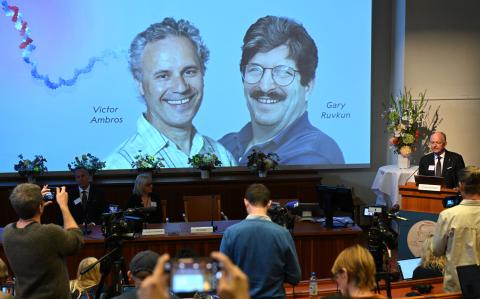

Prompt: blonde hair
xmin=70 ymin=257 xmax=101 ymax=299
xmin=420 ymin=236 xmax=446 ymax=270
xmin=0 ymin=258 xmax=9 ymax=282
xmin=133 ymin=173 xmax=152 ymax=196
xmin=331 ymin=244 xmax=376 ymax=290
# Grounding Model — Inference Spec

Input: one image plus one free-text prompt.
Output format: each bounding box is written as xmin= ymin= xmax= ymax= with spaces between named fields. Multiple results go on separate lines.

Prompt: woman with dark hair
xmin=127 ymin=173 xmax=163 ymax=223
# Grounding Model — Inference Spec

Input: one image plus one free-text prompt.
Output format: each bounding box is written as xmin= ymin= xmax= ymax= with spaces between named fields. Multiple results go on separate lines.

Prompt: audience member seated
xmin=220 ymin=183 xmax=301 ymax=298
xmin=70 ymin=257 xmax=102 ymax=299
xmin=112 ymin=250 xmax=163 ymax=299
xmin=331 ymin=244 xmax=385 ymax=298
xmin=62 ymin=167 xmax=108 ymax=226
xmin=412 ymin=236 xmax=445 ymax=280
xmin=432 ymin=166 xmax=480 ymax=292
xmin=3 ymin=184 xmax=83 ymax=299
xmin=0 ymin=258 xmax=14 ymax=299
xmin=137 ymin=252 xmax=250 ymax=299
xmin=128 ymin=173 xmax=163 ymax=223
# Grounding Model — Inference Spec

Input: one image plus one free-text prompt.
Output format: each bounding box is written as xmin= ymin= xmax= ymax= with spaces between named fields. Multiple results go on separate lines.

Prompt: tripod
xmin=82 ymin=237 xmax=128 ymax=299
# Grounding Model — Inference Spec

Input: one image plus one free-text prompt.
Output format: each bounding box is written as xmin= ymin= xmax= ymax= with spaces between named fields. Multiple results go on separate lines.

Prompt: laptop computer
xmin=398 ymin=257 xmax=421 ymax=280
xmin=414 ymin=175 xmax=445 ymax=187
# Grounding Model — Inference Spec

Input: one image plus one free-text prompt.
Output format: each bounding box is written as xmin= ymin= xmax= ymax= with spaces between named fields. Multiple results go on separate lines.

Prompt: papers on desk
xmin=142 ymin=228 xmax=165 ymax=235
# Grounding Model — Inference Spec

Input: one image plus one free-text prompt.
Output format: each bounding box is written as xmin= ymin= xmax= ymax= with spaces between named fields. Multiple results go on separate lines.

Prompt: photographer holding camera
xmin=432 ymin=166 xmax=480 ymax=292
xmin=138 ymin=252 xmax=250 ymax=299
xmin=2 ymin=183 xmax=83 ymax=299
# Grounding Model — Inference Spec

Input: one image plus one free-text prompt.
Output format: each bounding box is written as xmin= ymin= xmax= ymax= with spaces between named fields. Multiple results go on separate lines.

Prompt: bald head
xmin=429 ymin=131 xmax=447 ymax=155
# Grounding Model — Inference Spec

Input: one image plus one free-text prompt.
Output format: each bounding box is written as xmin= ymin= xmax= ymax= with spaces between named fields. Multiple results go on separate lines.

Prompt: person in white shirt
xmin=432 ymin=166 xmax=480 ymax=292
xmin=105 ymin=18 xmax=236 ymax=169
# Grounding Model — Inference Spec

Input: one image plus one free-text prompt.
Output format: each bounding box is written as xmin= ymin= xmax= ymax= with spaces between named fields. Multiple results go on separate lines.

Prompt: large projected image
xmin=0 ymin=0 xmax=372 ymax=172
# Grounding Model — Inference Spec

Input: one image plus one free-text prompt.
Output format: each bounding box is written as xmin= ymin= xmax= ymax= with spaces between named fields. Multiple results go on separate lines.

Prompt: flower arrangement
xmin=68 ymin=153 xmax=106 ymax=174
xmin=188 ymin=153 xmax=222 ymax=170
xmin=383 ymin=89 xmax=427 ymax=157
xmin=131 ymin=151 xmax=164 ymax=170
xmin=246 ymin=149 xmax=280 ymax=173
xmin=14 ymin=154 xmax=48 ymax=176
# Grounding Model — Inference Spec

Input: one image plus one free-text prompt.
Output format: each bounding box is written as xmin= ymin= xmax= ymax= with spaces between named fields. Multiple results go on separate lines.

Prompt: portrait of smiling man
xmin=106 ymin=18 xmax=236 ymax=169
xmin=220 ymin=15 xmax=344 ymax=166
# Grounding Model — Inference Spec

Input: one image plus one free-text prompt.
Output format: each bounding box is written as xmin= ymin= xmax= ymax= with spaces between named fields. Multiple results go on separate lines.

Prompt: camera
xmin=43 ymin=187 xmax=56 ymax=201
xmin=442 ymin=195 xmax=462 ymax=208
xmin=101 ymin=209 xmax=144 ymax=240
xmin=364 ymin=206 xmax=382 ymax=217
xmin=364 ymin=206 xmax=398 ymax=272
xmin=164 ymin=257 xmax=221 ymax=297
xmin=268 ymin=203 xmax=295 ymax=230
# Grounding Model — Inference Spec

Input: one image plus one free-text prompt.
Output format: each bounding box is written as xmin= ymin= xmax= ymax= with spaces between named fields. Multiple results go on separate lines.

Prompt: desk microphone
xmin=405 ymin=167 xmax=420 ymax=184
xmin=221 ymin=211 xmax=229 ymax=221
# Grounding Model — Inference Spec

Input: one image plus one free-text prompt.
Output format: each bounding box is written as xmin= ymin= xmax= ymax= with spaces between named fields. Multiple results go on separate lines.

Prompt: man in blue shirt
xmin=220 ymin=183 xmax=301 ymax=299
xmin=219 ymin=16 xmax=344 ymax=166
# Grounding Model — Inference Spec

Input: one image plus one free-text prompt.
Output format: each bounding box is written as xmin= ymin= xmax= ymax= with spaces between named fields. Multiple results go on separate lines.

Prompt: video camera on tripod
xmin=364 ymin=206 xmax=402 ymax=272
xmin=101 ymin=207 xmax=156 ymax=240
xmin=268 ymin=202 xmax=295 ymax=231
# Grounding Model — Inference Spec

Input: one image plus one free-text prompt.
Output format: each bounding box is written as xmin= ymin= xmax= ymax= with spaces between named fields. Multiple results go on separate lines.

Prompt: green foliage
xmin=188 ymin=153 xmax=221 ymax=170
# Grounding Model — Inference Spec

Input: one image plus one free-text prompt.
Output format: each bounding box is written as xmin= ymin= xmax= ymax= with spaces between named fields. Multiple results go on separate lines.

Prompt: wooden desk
xmin=400 ymin=182 xmax=458 ymax=213
xmin=286 ymin=276 xmax=446 ymax=298
xmin=1 ymin=220 xmax=362 ymax=280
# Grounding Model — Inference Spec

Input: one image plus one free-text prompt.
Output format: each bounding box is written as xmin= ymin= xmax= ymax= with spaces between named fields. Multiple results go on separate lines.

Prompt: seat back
xmin=183 ymin=195 xmax=221 ymax=222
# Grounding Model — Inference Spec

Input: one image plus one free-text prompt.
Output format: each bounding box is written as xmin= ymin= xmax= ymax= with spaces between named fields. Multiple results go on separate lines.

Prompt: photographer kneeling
xmin=3 ymin=183 xmax=83 ymax=299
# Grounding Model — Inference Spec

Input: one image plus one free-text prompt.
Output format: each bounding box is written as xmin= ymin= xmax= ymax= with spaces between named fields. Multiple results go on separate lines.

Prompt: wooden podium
xmin=398 ymin=182 xmax=459 ymax=259
xmin=399 ymin=182 xmax=459 ymax=214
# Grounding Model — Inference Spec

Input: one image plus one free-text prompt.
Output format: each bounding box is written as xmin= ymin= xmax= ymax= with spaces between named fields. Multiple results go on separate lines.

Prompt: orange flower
xmin=390 ymin=137 xmax=399 ymax=145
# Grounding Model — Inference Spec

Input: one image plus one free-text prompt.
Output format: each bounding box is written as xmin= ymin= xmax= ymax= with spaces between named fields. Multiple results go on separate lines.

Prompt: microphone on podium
xmin=405 ymin=167 xmax=420 ymax=185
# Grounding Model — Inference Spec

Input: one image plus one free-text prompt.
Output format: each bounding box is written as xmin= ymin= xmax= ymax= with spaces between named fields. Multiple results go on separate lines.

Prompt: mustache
xmin=250 ymin=89 xmax=286 ymax=101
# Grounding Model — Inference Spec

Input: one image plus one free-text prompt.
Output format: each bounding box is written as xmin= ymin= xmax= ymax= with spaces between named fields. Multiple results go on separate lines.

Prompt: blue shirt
xmin=219 ymin=112 xmax=344 ymax=165
xmin=220 ymin=218 xmax=301 ymax=299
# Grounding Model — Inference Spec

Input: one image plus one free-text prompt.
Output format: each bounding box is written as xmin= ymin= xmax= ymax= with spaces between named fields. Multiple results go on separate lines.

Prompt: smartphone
xmin=165 ymin=257 xmax=221 ymax=296
xmin=43 ymin=186 xmax=56 ymax=201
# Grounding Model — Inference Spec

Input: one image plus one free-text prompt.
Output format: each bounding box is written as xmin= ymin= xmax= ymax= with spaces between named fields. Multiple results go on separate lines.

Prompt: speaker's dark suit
xmin=65 ymin=185 xmax=108 ymax=225
xmin=418 ymin=150 xmax=465 ymax=189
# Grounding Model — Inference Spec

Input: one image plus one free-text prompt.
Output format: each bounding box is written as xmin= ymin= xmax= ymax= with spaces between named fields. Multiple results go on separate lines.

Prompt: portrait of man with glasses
xmin=220 ymin=15 xmax=345 ymax=166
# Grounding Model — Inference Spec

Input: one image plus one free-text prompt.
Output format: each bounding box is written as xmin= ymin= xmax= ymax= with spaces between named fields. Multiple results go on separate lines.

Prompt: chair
xmin=183 ymin=195 xmax=222 ymax=222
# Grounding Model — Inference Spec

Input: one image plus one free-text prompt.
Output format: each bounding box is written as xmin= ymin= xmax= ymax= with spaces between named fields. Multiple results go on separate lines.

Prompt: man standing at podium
xmin=432 ymin=166 xmax=480 ymax=292
xmin=418 ymin=132 xmax=465 ymax=189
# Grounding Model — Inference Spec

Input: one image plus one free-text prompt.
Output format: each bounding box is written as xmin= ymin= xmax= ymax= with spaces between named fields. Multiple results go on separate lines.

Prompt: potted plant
xmin=14 ymin=154 xmax=48 ymax=183
xmin=383 ymin=89 xmax=427 ymax=168
xmin=131 ymin=150 xmax=164 ymax=173
xmin=188 ymin=153 xmax=222 ymax=179
xmin=247 ymin=149 xmax=279 ymax=177
xmin=68 ymin=153 xmax=106 ymax=176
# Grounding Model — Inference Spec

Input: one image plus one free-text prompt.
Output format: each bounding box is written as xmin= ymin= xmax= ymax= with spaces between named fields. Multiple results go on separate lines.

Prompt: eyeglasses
xmin=242 ymin=64 xmax=299 ymax=86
